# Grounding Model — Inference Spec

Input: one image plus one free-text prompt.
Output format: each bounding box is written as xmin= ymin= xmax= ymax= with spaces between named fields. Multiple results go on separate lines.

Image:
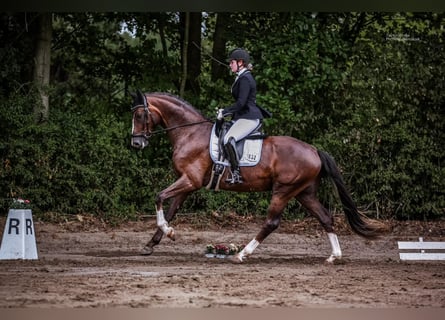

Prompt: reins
xmin=131 ymin=102 xmax=212 ymax=138
xmin=149 ymin=119 xmax=213 ymax=136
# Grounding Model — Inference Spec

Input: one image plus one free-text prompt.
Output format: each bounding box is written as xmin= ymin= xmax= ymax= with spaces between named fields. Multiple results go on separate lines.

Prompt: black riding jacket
xmin=223 ymin=70 xmax=264 ymax=121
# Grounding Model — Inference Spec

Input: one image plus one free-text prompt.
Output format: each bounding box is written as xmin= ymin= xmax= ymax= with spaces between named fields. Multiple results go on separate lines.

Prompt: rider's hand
xmin=217 ymin=108 xmax=224 ymax=120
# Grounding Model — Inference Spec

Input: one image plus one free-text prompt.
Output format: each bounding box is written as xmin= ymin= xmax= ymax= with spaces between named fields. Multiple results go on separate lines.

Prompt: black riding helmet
xmin=228 ymin=48 xmax=250 ymax=66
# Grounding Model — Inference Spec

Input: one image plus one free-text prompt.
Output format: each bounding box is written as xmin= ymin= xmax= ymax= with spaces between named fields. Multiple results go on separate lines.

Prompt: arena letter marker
xmin=0 ymin=209 xmax=38 ymax=260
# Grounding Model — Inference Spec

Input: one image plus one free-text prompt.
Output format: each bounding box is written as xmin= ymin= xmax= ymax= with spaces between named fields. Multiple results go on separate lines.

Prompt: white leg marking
xmin=326 ymin=232 xmax=342 ymax=263
xmin=156 ymin=209 xmax=174 ymax=239
xmin=235 ymin=239 xmax=260 ymax=262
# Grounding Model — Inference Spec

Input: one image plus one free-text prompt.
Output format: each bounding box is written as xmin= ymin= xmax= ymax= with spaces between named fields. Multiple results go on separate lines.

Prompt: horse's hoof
xmin=141 ymin=246 xmax=154 ymax=256
xmin=325 ymin=254 xmax=342 ymax=264
xmin=166 ymin=228 xmax=176 ymax=241
xmin=228 ymin=254 xmax=244 ymax=264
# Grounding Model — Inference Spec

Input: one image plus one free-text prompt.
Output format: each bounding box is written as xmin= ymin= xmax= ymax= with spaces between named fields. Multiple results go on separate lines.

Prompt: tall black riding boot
xmin=224 ymin=138 xmax=243 ymax=184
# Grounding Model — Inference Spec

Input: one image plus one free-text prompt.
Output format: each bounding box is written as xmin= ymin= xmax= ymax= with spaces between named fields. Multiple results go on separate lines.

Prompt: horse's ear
xmin=137 ymin=89 xmax=147 ymax=108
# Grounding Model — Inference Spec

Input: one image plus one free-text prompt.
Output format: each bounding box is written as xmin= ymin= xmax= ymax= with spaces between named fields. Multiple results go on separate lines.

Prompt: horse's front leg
xmin=142 ymin=174 xmax=198 ymax=255
xmin=142 ymin=193 xmax=188 ymax=255
xmin=156 ymin=198 xmax=176 ymax=241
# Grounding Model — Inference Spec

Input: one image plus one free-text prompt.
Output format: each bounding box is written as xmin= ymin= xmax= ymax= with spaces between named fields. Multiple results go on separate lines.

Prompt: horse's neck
xmin=160 ymin=110 xmax=204 ymax=132
xmin=168 ymin=121 xmax=212 ymax=145
xmin=152 ymin=96 xmax=203 ymax=127
xmin=152 ymin=97 xmax=210 ymax=144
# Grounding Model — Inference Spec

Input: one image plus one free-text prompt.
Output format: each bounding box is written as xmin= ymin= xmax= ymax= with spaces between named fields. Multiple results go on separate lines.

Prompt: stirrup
xmin=226 ymin=169 xmax=243 ymax=184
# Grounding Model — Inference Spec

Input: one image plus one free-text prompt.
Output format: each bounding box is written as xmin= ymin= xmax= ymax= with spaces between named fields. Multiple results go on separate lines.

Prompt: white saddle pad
xmin=209 ymin=124 xmax=263 ymax=167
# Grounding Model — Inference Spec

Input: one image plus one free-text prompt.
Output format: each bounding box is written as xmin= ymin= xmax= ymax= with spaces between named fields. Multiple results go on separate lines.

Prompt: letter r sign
xmin=0 ymin=209 xmax=38 ymax=260
xmin=7 ymin=218 xmax=34 ymax=235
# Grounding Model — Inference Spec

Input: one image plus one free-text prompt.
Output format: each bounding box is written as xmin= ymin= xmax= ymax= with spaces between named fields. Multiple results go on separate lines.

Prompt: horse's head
xmin=130 ymin=90 xmax=152 ymax=149
xmin=130 ymin=91 xmax=211 ymax=150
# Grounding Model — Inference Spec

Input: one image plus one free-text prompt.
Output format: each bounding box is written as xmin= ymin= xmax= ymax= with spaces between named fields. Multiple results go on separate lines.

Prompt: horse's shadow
xmin=83 ymin=250 xmax=352 ymax=266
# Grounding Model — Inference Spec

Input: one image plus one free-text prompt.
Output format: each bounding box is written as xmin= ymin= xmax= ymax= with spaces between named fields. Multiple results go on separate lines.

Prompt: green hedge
xmin=1 ymin=89 xmax=443 ymax=223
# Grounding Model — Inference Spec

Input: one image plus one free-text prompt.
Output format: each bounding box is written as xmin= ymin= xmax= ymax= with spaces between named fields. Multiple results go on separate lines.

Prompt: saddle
xmin=206 ymin=120 xmax=267 ymax=190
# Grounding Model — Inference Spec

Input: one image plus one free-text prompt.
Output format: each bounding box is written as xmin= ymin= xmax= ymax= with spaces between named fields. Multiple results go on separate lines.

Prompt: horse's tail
xmin=317 ymin=150 xmax=389 ymax=239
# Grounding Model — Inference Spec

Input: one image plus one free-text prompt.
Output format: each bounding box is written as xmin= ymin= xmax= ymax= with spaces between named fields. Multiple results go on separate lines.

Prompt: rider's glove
xmin=217 ymin=108 xmax=224 ymax=120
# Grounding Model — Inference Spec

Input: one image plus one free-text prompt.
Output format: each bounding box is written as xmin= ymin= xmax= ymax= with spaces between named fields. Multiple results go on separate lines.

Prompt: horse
xmin=130 ymin=91 xmax=388 ymax=263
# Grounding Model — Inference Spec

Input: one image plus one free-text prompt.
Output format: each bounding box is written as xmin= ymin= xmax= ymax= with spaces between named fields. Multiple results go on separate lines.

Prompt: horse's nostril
xmin=131 ymin=140 xmax=141 ymax=148
xmin=131 ymin=137 xmax=148 ymax=149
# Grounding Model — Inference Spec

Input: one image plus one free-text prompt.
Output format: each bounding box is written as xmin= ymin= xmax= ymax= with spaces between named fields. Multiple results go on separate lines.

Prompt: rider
xmin=218 ymin=48 xmax=270 ymax=184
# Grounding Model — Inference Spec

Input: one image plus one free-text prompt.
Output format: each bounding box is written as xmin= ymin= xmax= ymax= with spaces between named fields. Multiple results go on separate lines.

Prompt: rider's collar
xmin=236 ymin=68 xmax=248 ymax=76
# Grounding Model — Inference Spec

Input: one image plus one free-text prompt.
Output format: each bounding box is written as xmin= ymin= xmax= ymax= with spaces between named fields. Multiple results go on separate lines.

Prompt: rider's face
xmin=230 ymin=60 xmax=241 ymax=73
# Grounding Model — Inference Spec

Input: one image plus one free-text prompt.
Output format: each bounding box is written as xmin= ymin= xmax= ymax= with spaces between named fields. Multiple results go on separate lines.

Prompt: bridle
xmin=131 ymin=102 xmax=153 ymax=140
xmin=131 ymin=99 xmax=212 ymax=140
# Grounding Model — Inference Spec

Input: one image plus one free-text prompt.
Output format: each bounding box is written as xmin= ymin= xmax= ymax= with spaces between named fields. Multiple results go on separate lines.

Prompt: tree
xmin=179 ymin=12 xmax=202 ymax=97
xmin=179 ymin=12 xmax=189 ymax=97
xmin=211 ymin=13 xmax=230 ymax=82
xmin=0 ymin=13 xmax=36 ymax=96
xmin=33 ymin=13 xmax=52 ymax=123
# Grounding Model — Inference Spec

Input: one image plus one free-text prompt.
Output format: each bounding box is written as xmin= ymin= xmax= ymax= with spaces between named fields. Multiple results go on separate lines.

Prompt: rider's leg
xmin=224 ymin=137 xmax=243 ymax=184
xmin=223 ymin=119 xmax=260 ymax=145
xmin=223 ymin=119 xmax=260 ymax=184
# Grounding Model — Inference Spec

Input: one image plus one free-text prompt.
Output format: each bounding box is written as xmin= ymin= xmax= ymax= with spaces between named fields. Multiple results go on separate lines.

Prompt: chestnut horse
xmin=130 ymin=91 xmax=387 ymax=263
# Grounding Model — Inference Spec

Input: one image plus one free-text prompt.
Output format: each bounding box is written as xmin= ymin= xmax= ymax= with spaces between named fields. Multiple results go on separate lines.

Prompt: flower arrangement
xmin=205 ymin=243 xmax=245 ymax=258
xmin=10 ymin=198 xmax=32 ymax=209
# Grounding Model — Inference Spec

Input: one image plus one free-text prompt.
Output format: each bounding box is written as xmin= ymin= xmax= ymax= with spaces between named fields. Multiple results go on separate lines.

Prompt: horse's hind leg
xmin=233 ymin=194 xmax=288 ymax=263
xmin=297 ymin=190 xmax=342 ymax=263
